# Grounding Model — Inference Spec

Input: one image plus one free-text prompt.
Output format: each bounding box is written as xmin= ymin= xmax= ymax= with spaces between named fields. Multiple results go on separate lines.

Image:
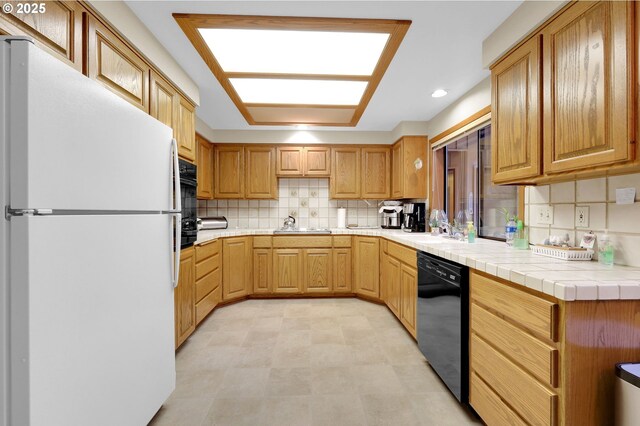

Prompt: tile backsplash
xmin=197 ymin=178 xmax=381 ymax=229
xmin=524 ymin=173 xmax=640 ymax=267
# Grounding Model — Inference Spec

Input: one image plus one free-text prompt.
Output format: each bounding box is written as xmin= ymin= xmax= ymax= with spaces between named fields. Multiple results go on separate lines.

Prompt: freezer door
xmin=7 ymin=39 xmax=173 ymax=212
xmin=10 ymin=215 xmax=175 ymax=426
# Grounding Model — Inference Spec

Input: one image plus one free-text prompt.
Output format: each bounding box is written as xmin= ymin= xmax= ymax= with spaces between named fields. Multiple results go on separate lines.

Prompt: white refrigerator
xmin=0 ymin=37 xmax=179 ymax=425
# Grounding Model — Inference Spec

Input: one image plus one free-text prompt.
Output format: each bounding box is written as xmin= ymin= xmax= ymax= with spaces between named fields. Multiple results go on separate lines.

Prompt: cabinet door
xmin=273 ymin=249 xmax=303 ymax=294
xmin=176 ymin=97 xmax=196 ymax=162
xmin=353 ymin=237 xmax=380 ymax=298
xmin=253 ymin=248 xmax=272 ymax=294
xmin=386 ymin=256 xmax=402 ymax=318
xmin=391 ymin=142 xmax=403 ymax=198
xmin=214 ymin=146 xmax=244 ymax=199
xmin=333 ymin=248 xmax=352 ymax=293
xmin=304 ymin=249 xmax=332 ymax=293
xmin=222 ymin=237 xmax=251 ymax=300
xmin=330 ymin=148 xmax=361 ymax=199
xmin=0 ymin=1 xmax=84 ymax=71
xmin=361 ymin=147 xmax=391 ymax=199
xmin=86 ymin=14 xmax=150 ymax=112
xmin=304 ymin=147 xmax=331 ymax=176
xmin=150 ymin=71 xmax=177 ymax=131
xmin=196 ymin=134 xmax=214 ymax=199
xmin=542 ymin=1 xmax=633 ymax=173
xmin=276 ymin=146 xmax=304 ymax=176
xmin=400 ymin=264 xmax=417 ymax=338
xmin=245 ymin=146 xmax=277 ymax=199
xmin=491 ymin=36 xmax=542 ymax=183
xmin=175 ymin=246 xmax=195 ymax=349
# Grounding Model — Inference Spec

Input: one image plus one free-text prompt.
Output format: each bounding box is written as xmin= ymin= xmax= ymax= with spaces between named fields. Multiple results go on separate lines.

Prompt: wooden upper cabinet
xmin=215 ymin=146 xmax=244 ymax=199
xmin=176 ymin=97 xmax=196 ymax=162
xmin=542 ymin=1 xmax=633 ymax=174
xmin=491 ymin=36 xmax=542 ymax=183
xmin=361 ymin=147 xmax=390 ymax=199
xmin=196 ymin=134 xmax=214 ymax=199
xmin=150 ymin=71 xmax=177 ymax=131
xmin=276 ymin=146 xmax=330 ymax=177
xmin=0 ymin=1 xmax=84 ymax=71
xmin=86 ymin=14 xmax=150 ymax=112
xmin=245 ymin=146 xmax=277 ymax=199
xmin=330 ymin=148 xmax=361 ymax=199
xmin=391 ymin=137 xmax=428 ymax=199
xmin=304 ymin=147 xmax=331 ymax=176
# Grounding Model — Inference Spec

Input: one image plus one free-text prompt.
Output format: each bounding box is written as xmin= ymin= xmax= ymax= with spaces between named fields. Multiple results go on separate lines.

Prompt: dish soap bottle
xmin=598 ymin=230 xmax=614 ymax=266
xmin=467 ymin=221 xmax=476 ymax=243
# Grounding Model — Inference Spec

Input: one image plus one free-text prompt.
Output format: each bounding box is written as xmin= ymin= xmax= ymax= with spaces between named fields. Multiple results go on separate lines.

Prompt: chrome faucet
xmin=283 ymin=215 xmax=296 ymax=230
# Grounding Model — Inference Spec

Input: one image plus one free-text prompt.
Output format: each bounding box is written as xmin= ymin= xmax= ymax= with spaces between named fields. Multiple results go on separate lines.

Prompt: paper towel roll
xmin=337 ymin=208 xmax=347 ymax=229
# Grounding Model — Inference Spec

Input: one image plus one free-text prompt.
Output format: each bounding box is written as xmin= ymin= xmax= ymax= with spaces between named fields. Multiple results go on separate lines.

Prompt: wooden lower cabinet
xmin=222 ymin=237 xmax=251 ymax=300
xmin=303 ymin=249 xmax=332 ymax=293
xmin=253 ymin=248 xmax=272 ymax=294
xmin=333 ymin=248 xmax=352 ymax=293
xmin=273 ymin=249 xmax=303 ymax=294
xmin=195 ymin=239 xmax=221 ymax=325
xmin=174 ymin=246 xmax=195 ymax=349
xmin=399 ymin=265 xmax=416 ymax=336
xmin=385 ymin=256 xmax=402 ymax=318
xmin=353 ymin=237 xmax=380 ymax=298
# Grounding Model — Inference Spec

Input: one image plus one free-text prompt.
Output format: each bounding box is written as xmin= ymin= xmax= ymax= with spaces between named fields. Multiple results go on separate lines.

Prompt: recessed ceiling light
xmin=295 ymin=124 xmax=309 ymax=130
xmin=431 ymin=89 xmax=448 ymax=98
xmin=229 ymin=78 xmax=367 ymax=105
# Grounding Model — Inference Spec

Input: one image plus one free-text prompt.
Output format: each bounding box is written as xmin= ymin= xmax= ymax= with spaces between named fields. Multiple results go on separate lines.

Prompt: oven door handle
xmin=170 ymin=138 xmax=181 ymax=213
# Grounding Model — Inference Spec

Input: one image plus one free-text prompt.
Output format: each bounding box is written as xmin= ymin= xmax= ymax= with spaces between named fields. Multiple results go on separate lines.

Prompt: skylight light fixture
xmin=431 ymin=89 xmax=448 ymax=98
xmin=229 ymin=78 xmax=367 ymax=105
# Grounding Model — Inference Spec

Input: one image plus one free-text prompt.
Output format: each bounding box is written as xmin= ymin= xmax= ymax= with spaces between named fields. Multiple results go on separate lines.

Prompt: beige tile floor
xmin=149 ymin=298 xmax=481 ymax=426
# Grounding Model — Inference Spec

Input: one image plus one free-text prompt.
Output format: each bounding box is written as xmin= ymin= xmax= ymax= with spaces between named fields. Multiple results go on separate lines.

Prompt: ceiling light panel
xmin=198 ymin=29 xmax=389 ymax=76
xmin=230 ymin=78 xmax=367 ymax=105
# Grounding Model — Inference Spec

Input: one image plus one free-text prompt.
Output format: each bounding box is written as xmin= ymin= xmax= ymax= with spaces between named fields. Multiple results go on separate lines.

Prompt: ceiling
xmin=125 ymin=1 xmax=523 ymax=132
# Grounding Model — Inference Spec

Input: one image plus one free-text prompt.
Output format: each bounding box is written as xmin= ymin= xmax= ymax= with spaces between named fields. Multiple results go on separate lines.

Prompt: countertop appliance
xmin=379 ymin=205 xmax=403 ymax=229
xmin=179 ymin=159 xmax=197 ymax=248
xmin=403 ymin=203 xmax=426 ymax=232
xmin=199 ymin=216 xmax=228 ymax=230
xmin=0 ymin=37 xmax=177 ymax=426
xmin=417 ymin=251 xmax=469 ymax=404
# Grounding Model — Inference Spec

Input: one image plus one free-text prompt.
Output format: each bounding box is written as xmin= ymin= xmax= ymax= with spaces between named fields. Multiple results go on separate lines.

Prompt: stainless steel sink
xmin=273 ymin=228 xmax=332 ymax=234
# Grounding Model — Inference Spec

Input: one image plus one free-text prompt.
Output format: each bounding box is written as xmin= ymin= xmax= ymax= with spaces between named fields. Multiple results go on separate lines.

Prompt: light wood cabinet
xmin=176 ymin=97 xmax=196 ymax=162
xmin=303 ymin=249 xmax=332 ymax=293
xmin=0 ymin=1 xmax=84 ymax=71
xmin=382 ymin=241 xmax=416 ymax=337
xmin=214 ymin=146 xmax=244 ymax=199
xmin=174 ymin=246 xmax=195 ymax=349
xmin=399 ymin=264 xmax=417 ymax=337
xmin=353 ymin=236 xmax=379 ymax=298
xmin=150 ymin=71 xmax=177 ymax=130
xmin=491 ymin=35 xmax=542 ymax=183
xmin=195 ymin=239 xmax=221 ymax=325
xmin=196 ymin=134 xmax=214 ymax=199
xmin=330 ymin=148 xmax=361 ymax=199
xmin=390 ymin=137 xmax=428 ymax=199
xmin=253 ymin=248 xmax=272 ymax=294
xmin=86 ymin=14 xmax=150 ymax=112
xmin=222 ymin=237 xmax=251 ymax=300
xmin=276 ymin=146 xmax=331 ymax=177
xmin=276 ymin=146 xmax=304 ymax=176
xmin=245 ymin=146 xmax=277 ymax=199
xmin=542 ymin=1 xmax=633 ymax=174
xmin=304 ymin=147 xmax=331 ymax=176
xmin=273 ymin=249 xmax=303 ymax=294
xmin=361 ymin=147 xmax=390 ymax=199
xmin=385 ymin=255 xmax=402 ymax=318
xmin=333 ymin=248 xmax=352 ymax=293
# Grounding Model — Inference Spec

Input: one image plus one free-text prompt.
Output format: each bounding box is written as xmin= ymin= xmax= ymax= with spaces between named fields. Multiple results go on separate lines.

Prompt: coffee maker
xmin=402 ymin=203 xmax=426 ymax=232
xmin=379 ymin=205 xmax=403 ymax=229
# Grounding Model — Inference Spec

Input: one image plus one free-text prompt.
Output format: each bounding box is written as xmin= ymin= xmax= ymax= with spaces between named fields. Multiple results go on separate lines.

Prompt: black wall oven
xmin=417 ymin=251 xmax=469 ymax=404
xmin=178 ymin=159 xmax=197 ymax=248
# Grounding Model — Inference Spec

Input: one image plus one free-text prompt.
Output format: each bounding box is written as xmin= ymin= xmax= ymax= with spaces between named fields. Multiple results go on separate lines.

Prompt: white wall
xmin=87 ymin=0 xmax=200 ymax=105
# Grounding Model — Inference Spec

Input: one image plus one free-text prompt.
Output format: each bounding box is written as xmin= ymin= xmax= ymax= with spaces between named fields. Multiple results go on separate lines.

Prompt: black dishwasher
xmin=417 ymin=251 xmax=469 ymax=403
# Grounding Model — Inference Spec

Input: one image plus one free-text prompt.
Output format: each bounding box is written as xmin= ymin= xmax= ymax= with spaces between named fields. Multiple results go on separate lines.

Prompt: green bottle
xmin=599 ymin=231 xmax=614 ymax=266
xmin=467 ymin=221 xmax=476 ymax=243
xmin=514 ymin=220 xmax=528 ymax=250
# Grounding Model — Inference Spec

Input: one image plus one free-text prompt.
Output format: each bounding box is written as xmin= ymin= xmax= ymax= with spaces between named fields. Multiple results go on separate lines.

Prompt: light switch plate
xmin=576 ymin=206 xmax=589 ymax=228
xmin=538 ymin=205 xmax=554 ymax=225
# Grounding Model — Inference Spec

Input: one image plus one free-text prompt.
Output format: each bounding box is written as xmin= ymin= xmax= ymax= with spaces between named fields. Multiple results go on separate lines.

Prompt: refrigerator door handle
xmin=171 ymin=212 xmax=182 ymax=287
xmin=170 ymin=138 xmax=181 ymax=213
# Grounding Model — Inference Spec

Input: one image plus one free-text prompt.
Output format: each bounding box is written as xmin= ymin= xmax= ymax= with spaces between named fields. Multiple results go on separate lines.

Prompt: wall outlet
xmin=538 ymin=205 xmax=554 ymax=225
xmin=576 ymin=206 xmax=590 ymax=228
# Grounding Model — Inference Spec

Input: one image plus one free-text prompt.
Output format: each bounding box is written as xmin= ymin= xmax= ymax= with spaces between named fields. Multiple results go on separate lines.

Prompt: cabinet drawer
xmin=471 ymin=334 xmax=557 ymax=426
xmin=273 ymin=236 xmax=332 ymax=248
xmin=196 ymin=253 xmax=220 ymax=280
xmin=471 ymin=271 xmax=558 ymax=341
xmin=196 ymin=285 xmax=220 ymax=325
xmin=471 ymin=303 xmax=558 ymax=387
xmin=470 ymin=372 xmax=528 ymax=426
xmin=332 ymin=236 xmax=352 ymax=247
xmin=196 ymin=268 xmax=220 ymax=302
xmin=387 ymin=241 xmax=416 ymax=267
xmin=196 ymin=239 xmax=220 ymax=262
xmin=253 ymin=236 xmax=272 ymax=248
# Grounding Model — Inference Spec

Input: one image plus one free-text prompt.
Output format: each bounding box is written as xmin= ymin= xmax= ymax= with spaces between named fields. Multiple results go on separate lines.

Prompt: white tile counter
xmin=195 ymin=228 xmax=640 ymax=301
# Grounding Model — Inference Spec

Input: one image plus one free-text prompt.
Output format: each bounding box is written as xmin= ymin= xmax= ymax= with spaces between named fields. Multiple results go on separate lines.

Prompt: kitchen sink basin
xmin=273 ymin=228 xmax=332 ymax=234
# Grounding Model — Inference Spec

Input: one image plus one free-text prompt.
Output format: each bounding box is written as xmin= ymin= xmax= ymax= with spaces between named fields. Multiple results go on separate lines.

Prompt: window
xmin=431 ymin=123 xmax=518 ymax=239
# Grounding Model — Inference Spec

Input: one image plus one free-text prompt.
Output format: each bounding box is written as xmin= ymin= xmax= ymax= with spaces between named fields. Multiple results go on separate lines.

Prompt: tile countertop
xmin=195 ymin=228 xmax=640 ymax=302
